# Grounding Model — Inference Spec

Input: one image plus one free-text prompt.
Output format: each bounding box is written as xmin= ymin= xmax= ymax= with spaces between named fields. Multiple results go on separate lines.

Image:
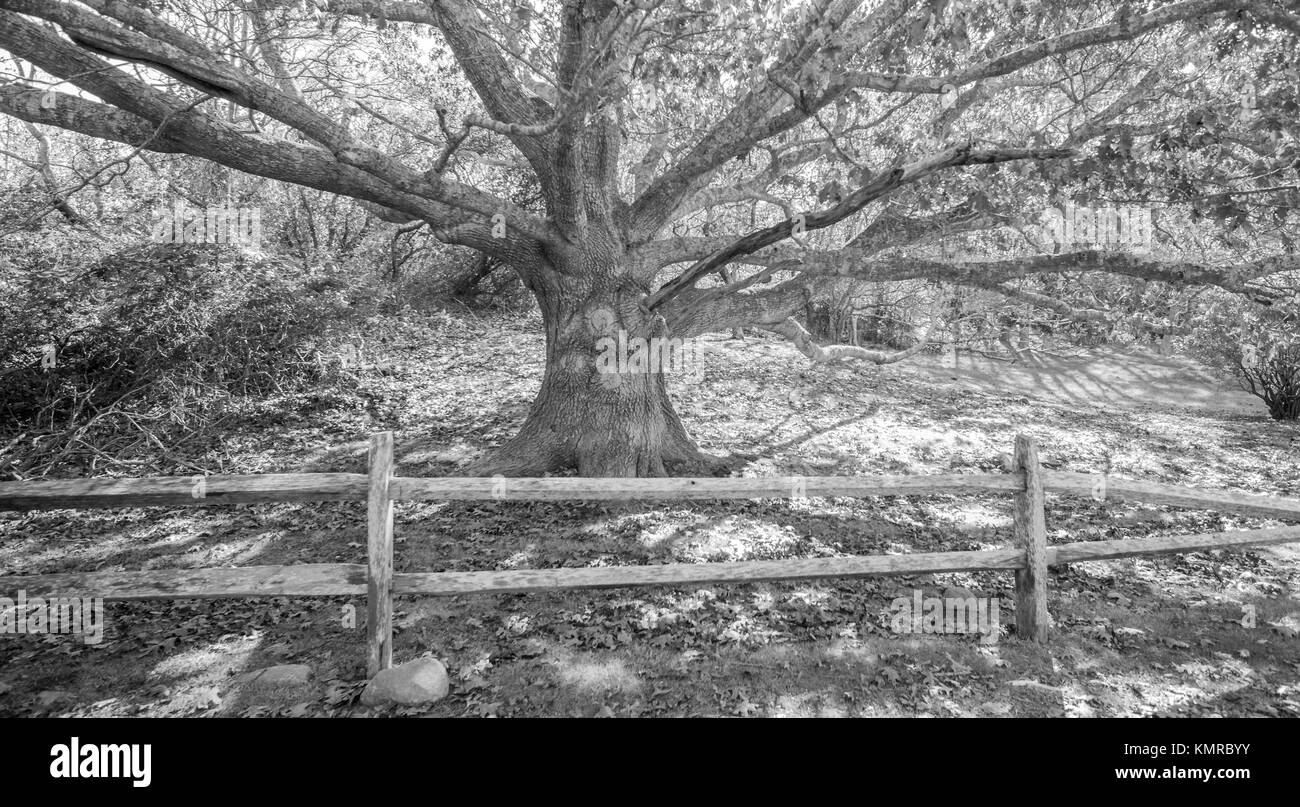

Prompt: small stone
xmin=195 ymin=686 xmax=223 ymax=709
xmin=246 ymin=664 xmax=312 ymax=688
xmin=361 ymin=658 xmax=449 ymax=707
xmin=37 ymin=690 xmax=73 ymax=706
xmin=1008 ymin=679 xmax=1066 ymax=716
xmin=1009 ymin=679 xmax=1064 ymax=696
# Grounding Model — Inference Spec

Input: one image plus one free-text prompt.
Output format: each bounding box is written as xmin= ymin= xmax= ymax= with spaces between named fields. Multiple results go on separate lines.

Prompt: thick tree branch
xmin=0 ymin=83 xmax=541 ymax=264
xmin=849 ymin=0 xmax=1282 ymax=100
xmin=797 ymin=251 xmax=1299 ymax=300
xmin=631 ymin=0 xmax=1291 ymax=244
xmin=765 ymin=314 xmax=942 ymax=365
xmin=326 ymin=0 xmax=559 ymax=188
xmin=645 ymin=145 xmax=1073 ymax=311
xmin=626 ymin=0 xmax=878 ymax=241
xmin=245 ymin=0 xmax=303 ymax=101
xmin=666 ymin=249 xmax=1297 ymax=341
xmin=0 ymin=4 xmax=556 ymax=255
xmin=0 ymin=1 xmax=547 ymax=239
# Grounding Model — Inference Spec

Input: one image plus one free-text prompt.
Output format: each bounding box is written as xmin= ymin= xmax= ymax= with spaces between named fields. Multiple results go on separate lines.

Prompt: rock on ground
xmin=245 ymin=664 xmax=312 ymax=688
xmin=37 ymin=690 xmax=73 ymax=707
xmin=1008 ymin=679 xmax=1066 ymax=717
xmin=361 ymin=658 xmax=449 ymax=707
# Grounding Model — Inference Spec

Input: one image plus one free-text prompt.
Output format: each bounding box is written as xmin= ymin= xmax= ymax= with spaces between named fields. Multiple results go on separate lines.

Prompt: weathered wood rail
xmin=2 ymin=433 xmax=1298 ymax=677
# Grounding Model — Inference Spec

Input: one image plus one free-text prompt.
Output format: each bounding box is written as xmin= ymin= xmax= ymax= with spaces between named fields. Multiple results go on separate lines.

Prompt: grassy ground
xmin=2 ymin=312 xmax=1298 ymax=717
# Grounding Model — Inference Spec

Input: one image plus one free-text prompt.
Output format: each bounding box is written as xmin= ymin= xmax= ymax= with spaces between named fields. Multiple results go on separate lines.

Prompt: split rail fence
xmin=2 ymin=433 xmax=1299 ymax=677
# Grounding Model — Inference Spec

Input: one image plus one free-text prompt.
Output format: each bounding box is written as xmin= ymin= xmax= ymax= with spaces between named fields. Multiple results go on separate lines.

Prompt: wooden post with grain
xmin=1012 ymin=434 xmax=1050 ymax=642
xmin=366 ymin=431 xmax=395 ymax=677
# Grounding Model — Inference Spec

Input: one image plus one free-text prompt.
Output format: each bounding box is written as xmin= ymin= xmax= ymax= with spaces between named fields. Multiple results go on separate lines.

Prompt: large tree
xmin=1 ymin=0 xmax=1297 ymax=475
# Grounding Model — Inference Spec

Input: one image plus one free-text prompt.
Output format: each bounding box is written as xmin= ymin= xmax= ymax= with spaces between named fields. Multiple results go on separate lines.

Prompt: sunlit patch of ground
xmin=1 ymin=313 xmax=1298 ymax=716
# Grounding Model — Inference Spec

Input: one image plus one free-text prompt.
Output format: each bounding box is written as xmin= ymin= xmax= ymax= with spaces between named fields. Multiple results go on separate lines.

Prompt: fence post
xmin=1012 ymin=434 xmax=1050 ymax=642
xmin=366 ymin=431 xmax=395 ymax=677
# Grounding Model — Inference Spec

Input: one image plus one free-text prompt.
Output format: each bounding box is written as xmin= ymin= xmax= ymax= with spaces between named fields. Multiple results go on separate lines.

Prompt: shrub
xmin=1186 ymin=291 xmax=1300 ymax=421
xmin=0 ymin=242 xmax=360 ymax=477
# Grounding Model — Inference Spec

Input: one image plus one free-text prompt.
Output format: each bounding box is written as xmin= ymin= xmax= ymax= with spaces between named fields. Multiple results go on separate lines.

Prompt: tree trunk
xmin=476 ymin=261 xmax=718 ymax=477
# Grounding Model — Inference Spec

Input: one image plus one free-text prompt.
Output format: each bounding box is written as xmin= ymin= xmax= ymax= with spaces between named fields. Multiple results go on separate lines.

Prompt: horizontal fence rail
xmin=390 ymin=473 xmax=1024 ymax=501
xmin=0 ymin=549 xmax=1028 ymax=601
xmin=0 ymin=564 xmax=368 ymax=600
xmin=0 ymin=472 xmax=1022 ymax=510
xmin=1047 ymin=524 xmax=1300 ymax=564
xmin=1042 ymin=470 xmax=1300 ymax=520
xmin=0 ymin=473 xmax=368 ymax=510
xmin=5 ymin=470 xmax=1298 ymax=516
xmin=4 ymin=525 xmax=1298 ymax=602
xmin=2 ymin=433 xmax=1300 ymax=678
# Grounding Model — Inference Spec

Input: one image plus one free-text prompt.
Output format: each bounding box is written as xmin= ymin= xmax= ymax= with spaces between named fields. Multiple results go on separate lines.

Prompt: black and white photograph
xmin=0 ymin=0 xmax=1297 ymax=756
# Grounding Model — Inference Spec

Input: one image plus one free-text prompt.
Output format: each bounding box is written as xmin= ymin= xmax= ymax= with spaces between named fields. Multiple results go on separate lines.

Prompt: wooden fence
xmin=2 ymin=433 xmax=1299 ymax=677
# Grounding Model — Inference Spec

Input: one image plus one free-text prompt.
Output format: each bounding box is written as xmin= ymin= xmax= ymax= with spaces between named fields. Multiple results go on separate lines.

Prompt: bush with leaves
xmin=0 ymin=242 xmax=365 ymax=478
xmin=1187 ymin=289 xmax=1300 ymax=421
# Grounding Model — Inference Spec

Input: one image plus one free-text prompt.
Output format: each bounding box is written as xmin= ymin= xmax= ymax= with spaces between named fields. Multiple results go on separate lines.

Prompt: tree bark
xmin=476 ymin=252 xmax=718 ymax=477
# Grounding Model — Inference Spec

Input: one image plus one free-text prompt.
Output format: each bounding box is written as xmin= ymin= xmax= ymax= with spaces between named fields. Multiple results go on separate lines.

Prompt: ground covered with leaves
xmin=2 ymin=311 xmax=1298 ymax=717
